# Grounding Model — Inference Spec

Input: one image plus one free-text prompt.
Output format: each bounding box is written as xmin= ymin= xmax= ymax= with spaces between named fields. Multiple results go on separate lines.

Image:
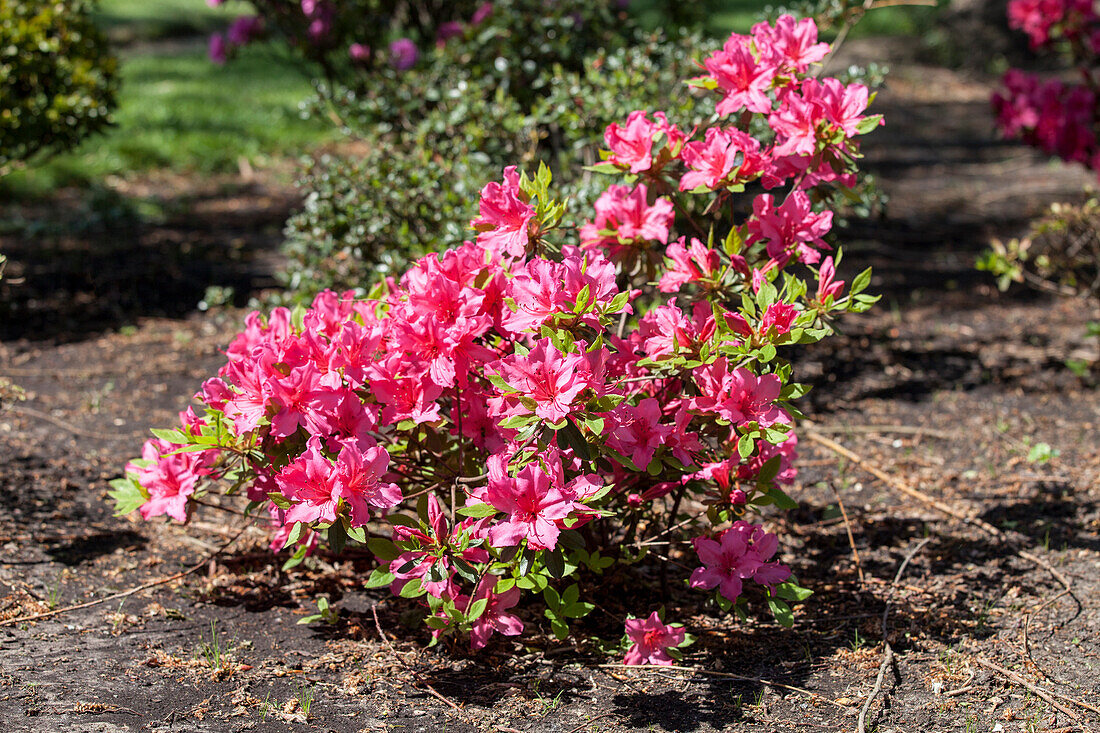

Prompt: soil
xmin=1 ymin=40 xmax=1099 ymax=733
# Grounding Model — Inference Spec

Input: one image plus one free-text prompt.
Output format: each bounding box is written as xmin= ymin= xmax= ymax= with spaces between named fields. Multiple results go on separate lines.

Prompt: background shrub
xmin=0 ymin=0 xmax=118 ymax=172
xmin=279 ymin=25 xmax=710 ymax=301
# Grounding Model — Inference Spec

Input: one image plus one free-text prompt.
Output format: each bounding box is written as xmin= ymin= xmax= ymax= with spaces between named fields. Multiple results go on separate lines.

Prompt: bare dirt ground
xmin=1 ymin=42 xmax=1098 ymax=732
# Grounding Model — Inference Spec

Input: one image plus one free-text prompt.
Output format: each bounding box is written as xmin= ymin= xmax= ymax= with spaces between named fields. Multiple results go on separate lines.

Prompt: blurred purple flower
xmin=436 ymin=20 xmax=464 ymax=46
xmin=349 ymin=43 xmax=371 ymax=63
xmin=389 ymin=38 xmax=419 ymax=70
xmin=471 ymin=2 xmax=493 ymax=25
xmin=227 ymin=15 xmax=264 ymax=46
xmin=208 ymin=33 xmax=228 ymax=64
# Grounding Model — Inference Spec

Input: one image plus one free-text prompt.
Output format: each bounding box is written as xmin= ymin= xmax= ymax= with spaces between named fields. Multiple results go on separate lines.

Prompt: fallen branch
xmin=974 ymin=657 xmax=1098 ymax=722
xmin=857 ymin=645 xmax=893 ymax=733
xmin=857 ymin=537 xmax=932 ymax=733
xmin=0 ymin=525 xmax=249 ymax=628
xmin=805 ymin=430 xmax=1076 ymax=594
xmin=370 ymin=604 xmax=461 ymax=711
xmin=830 ymin=482 xmax=865 ymax=587
xmin=7 ymin=404 xmax=137 ymax=442
xmin=1023 ymin=589 xmax=1072 ymax=683
xmin=807 ymin=424 xmax=956 ymax=440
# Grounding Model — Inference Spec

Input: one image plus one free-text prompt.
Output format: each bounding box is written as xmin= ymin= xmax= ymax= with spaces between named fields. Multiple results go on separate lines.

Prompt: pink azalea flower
xmin=472 ymin=166 xmax=536 ymax=258
xmin=485 ymin=462 xmax=576 ymax=550
xmin=227 ymin=15 xmax=264 ymax=46
xmin=208 ymin=33 xmax=228 ymax=65
xmin=349 ymin=43 xmax=371 ymax=63
xmin=367 ymin=354 xmax=444 ymax=425
xmin=816 ymin=256 xmax=844 ymax=302
xmin=689 ymin=521 xmax=791 ymax=602
xmin=704 ymin=36 xmax=776 ymax=116
xmin=658 ymin=237 xmax=722 ymax=292
xmin=493 ymin=340 xmax=589 ymax=424
xmin=624 ymin=612 xmax=685 ymax=665
xmin=691 ymin=358 xmax=785 ymax=427
xmin=129 ymin=438 xmax=215 ymax=523
xmin=580 ymin=184 xmax=674 ymax=259
xmin=389 ymin=38 xmax=418 ymax=70
xmin=609 ymin=398 xmax=673 ymax=470
xmin=468 ymin=579 xmax=524 ymax=650
xmin=746 ymin=191 xmax=832 ymax=267
xmin=817 ymin=78 xmax=872 ymax=137
xmin=679 ymin=127 xmax=766 ymax=191
xmin=604 ymin=110 xmax=683 ymax=174
xmin=334 ymin=442 xmax=401 ymax=526
xmin=502 ymin=258 xmax=567 ymax=333
xmin=753 ymin=14 xmax=830 ymax=73
xmin=277 ymin=437 xmax=340 ymax=525
xmin=770 ymin=84 xmax=826 ymax=157
xmin=759 ymin=302 xmax=798 ymax=336
xmin=471 ymin=2 xmax=493 ymax=25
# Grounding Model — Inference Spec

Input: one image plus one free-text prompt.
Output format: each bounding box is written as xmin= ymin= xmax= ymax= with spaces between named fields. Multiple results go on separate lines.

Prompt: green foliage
xmin=0 ymin=0 xmax=118 ymax=171
xmin=5 ymin=45 xmax=334 ymax=194
xmin=280 ymin=29 xmax=709 ymax=299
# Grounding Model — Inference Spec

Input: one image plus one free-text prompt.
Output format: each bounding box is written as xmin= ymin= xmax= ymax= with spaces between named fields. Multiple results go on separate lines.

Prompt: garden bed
xmin=1 ymin=42 xmax=1098 ymax=732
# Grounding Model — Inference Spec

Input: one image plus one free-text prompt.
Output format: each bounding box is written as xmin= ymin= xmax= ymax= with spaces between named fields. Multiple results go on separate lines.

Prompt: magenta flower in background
xmin=436 ymin=20 xmax=465 ymax=46
xmin=227 ymin=15 xmax=264 ymax=46
xmin=624 ymin=612 xmax=685 ymax=665
xmin=348 ymin=43 xmax=371 ymax=63
xmin=389 ymin=38 xmax=419 ymax=70
xmin=471 ymin=2 xmax=494 ymax=25
xmin=208 ymin=33 xmax=228 ymax=65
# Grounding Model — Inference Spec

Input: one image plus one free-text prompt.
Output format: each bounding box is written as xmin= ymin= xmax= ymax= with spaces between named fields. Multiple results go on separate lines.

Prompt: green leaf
xmin=775 ymin=580 xmax=813 ymax=602
xmin=738 ymin=435 xmax=755 ymax=459
xmin=327 ymin=523 xmax=347 ymax=555
xmin=457 ymin=503 xmax=498 ymax=518
xmin=285 ymin=522 xmax=304 ymax=547
xmin=767 ymin=487 xmax=799 ymax=511
xmin=267 ymin=492 xmax=291 ymax=510
xmin=544 ymin=548 xmax=566 ymax=579
xmin=367 ymin=537 xmax=401 ymax=562
xmin=365 ymin=568 xmax=395 ymax=589
xmin=467 ymin=597 xmax=489 ymax=622
xmin=768 ymin=598 xmax=794 ymax=627
xmin=854 ymin=114 xmax=884 ymax=135
xmin=849 ymin=267 xmax=873 ymax=295
xmin=150 ymin=428 xmax=187 ymax=444
xmin=543 ymin=586 xmax=562 ymax=611
xmin=107 ymin=476 xmax=147 ymax=517
xmin=399 ymin=579 xmax=426 ymax=598
xmin=557 ymin=419 xmax=593 ymax=461
xmin=346 ymin=525 xmax=367 ymax=544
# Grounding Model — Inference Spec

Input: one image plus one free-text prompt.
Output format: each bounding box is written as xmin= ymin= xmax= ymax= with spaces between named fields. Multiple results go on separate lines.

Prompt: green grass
xmin=94 ymin=0 xmax=241 ymax=42
xmin=4 ymin=1 xmax=333 ymax=196
xmin=633 ymin=0 xmax=943 ymax=38
xmin=6 ymin=44 xmax=335 ymax=195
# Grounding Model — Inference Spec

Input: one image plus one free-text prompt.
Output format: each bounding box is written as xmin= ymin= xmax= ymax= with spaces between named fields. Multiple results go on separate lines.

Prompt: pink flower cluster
xmin=124 ymin=17 xmax=878 ymax=660
xmin=208 ymin=1 xmax=496 ymax=70
xmin=995 ymin=0 xmax=1100 ymax=178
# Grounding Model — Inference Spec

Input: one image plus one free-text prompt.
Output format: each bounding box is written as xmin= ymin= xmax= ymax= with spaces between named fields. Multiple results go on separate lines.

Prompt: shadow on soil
xmin=0 ymin=183 xmax=294 ymax=344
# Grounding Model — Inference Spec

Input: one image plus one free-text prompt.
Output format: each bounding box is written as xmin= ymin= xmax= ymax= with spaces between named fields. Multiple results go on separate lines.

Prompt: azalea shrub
xmin=993 ymin=0 xmax=1100 ymax=178
xmin=280 ymin=30 xmax=707 ymax=298
xmin=113 ymin=17 xmax=882 ymax=661
xmin=979 ymin=198 xmax=1100 ymax=377
xmin=0 ymin=0 xmax=118 ymax=172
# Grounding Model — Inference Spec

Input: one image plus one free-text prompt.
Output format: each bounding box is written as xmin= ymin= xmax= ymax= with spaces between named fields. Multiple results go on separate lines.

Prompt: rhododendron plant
xmin=993 ymin=0 xmax=1100 ymax=178
xmin=112 ymin=17 xmax=881 ymax=658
